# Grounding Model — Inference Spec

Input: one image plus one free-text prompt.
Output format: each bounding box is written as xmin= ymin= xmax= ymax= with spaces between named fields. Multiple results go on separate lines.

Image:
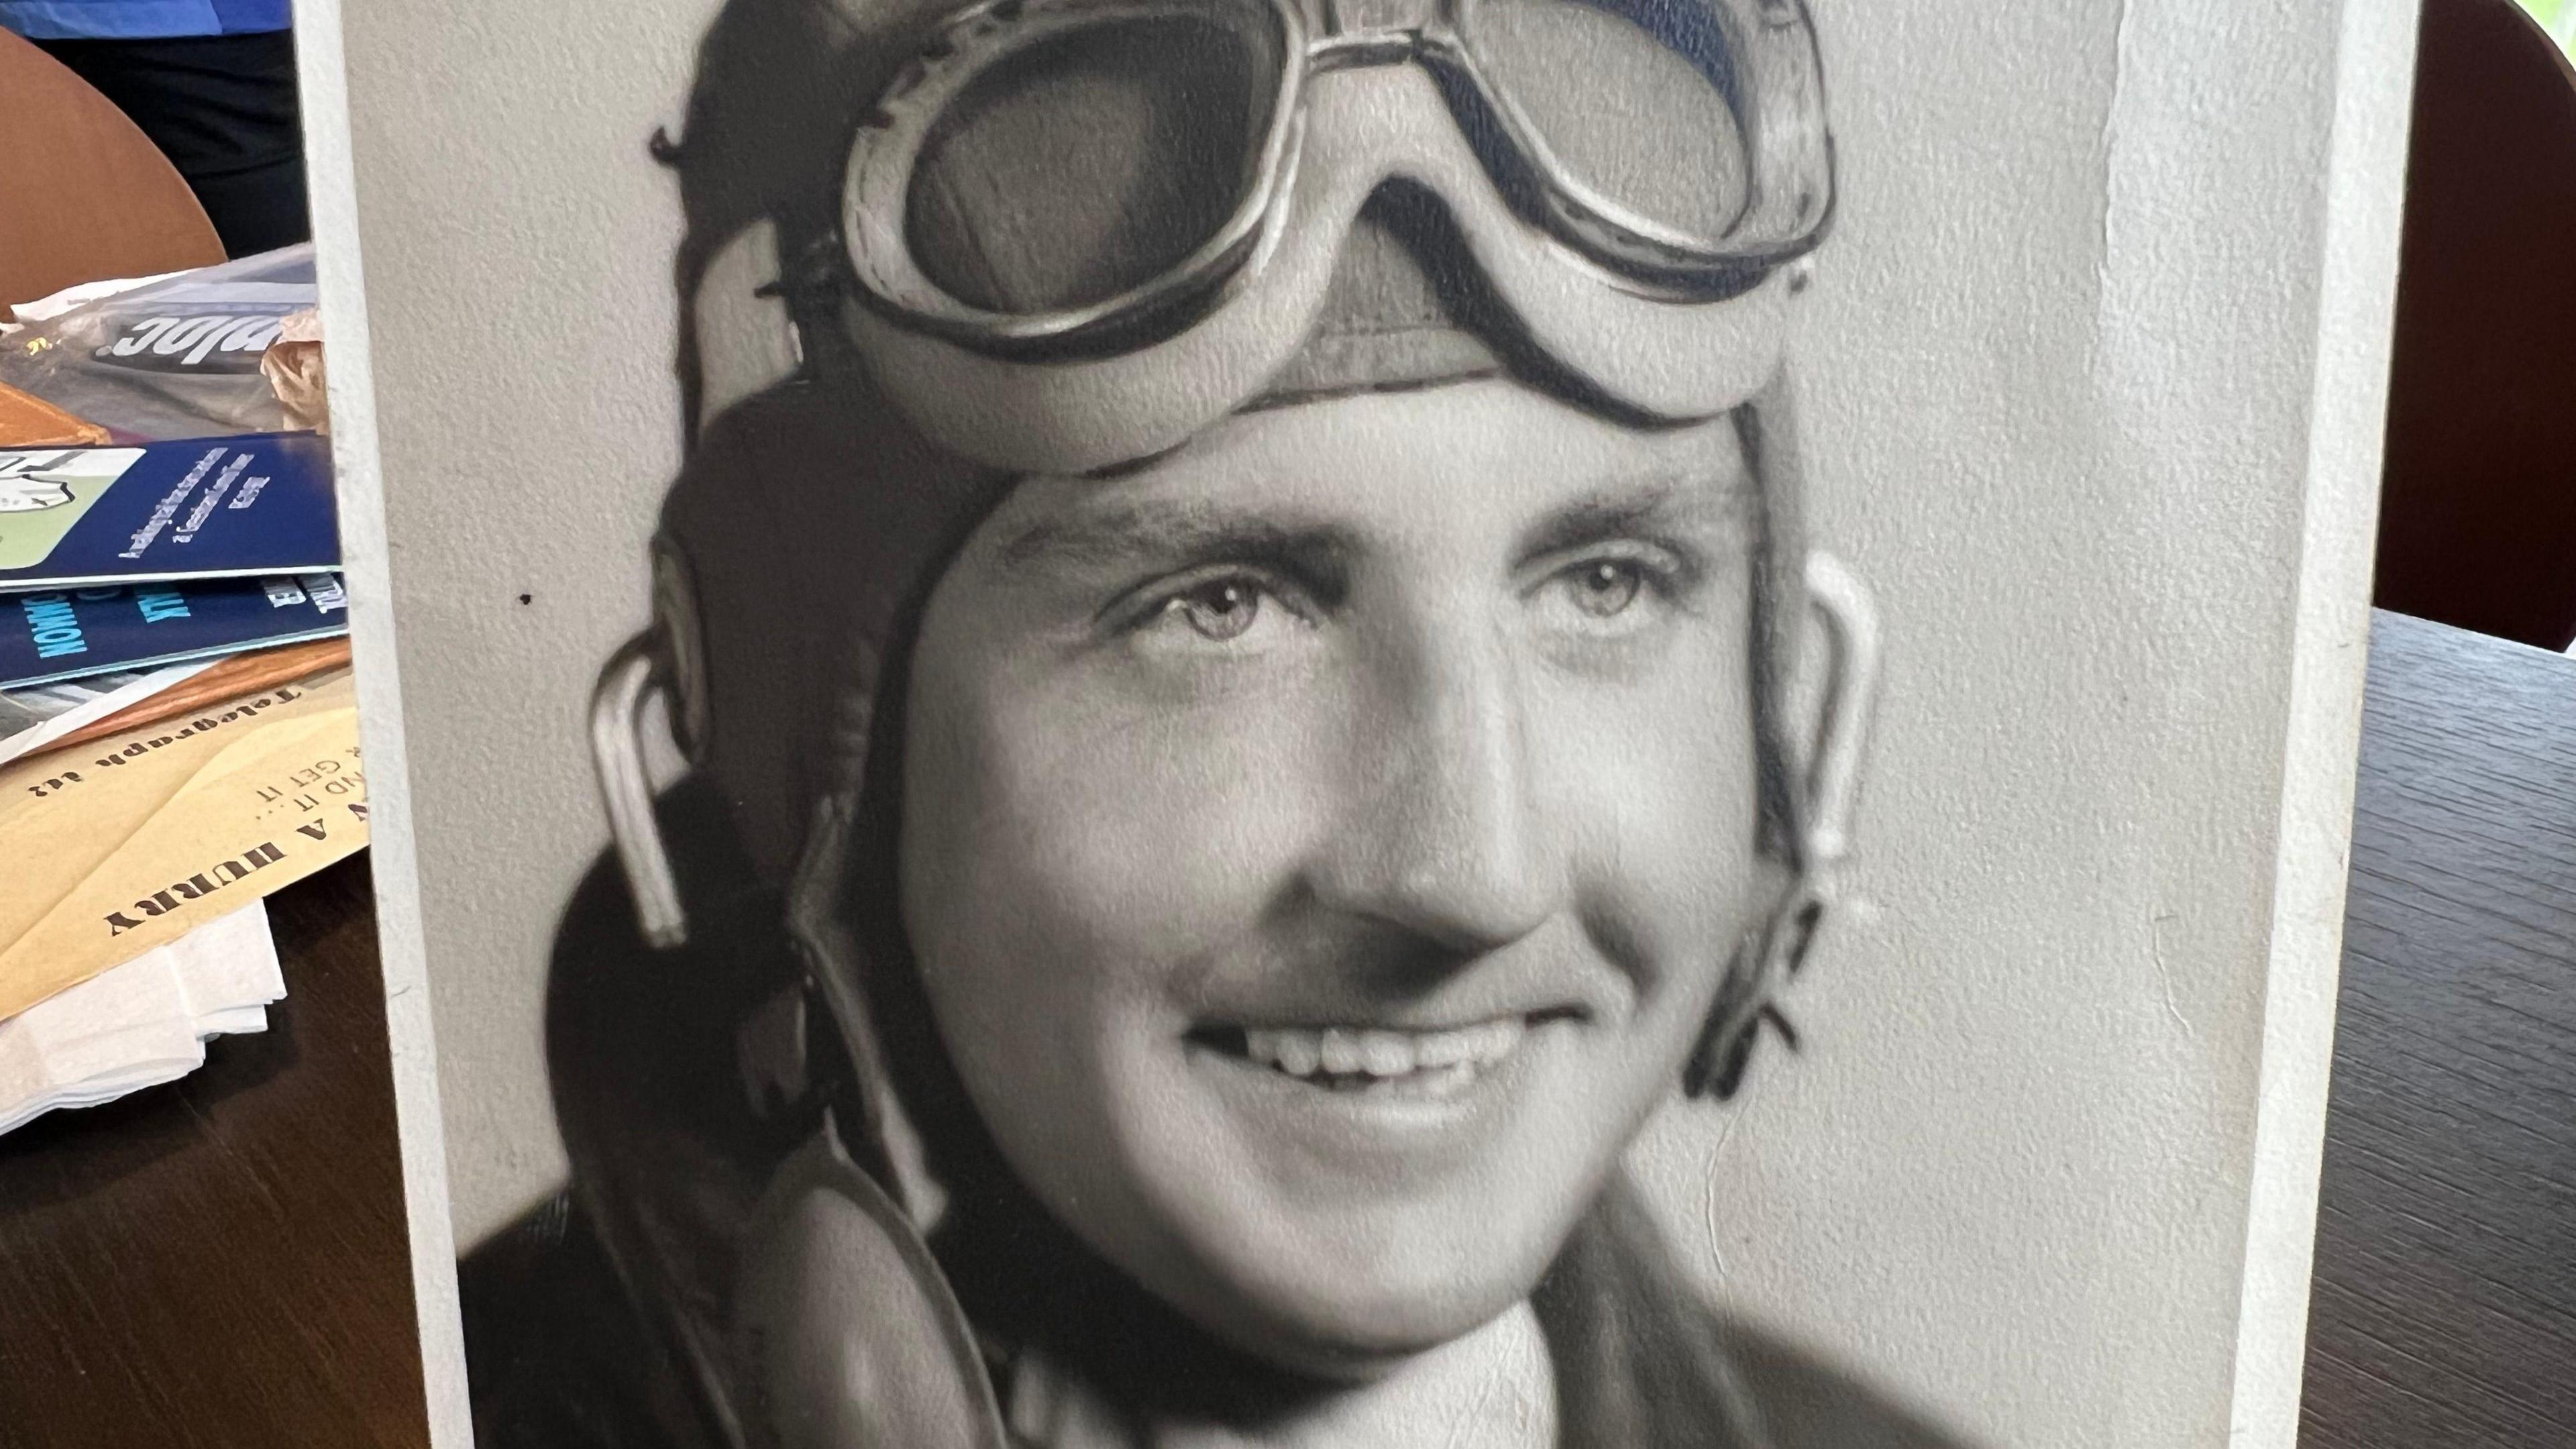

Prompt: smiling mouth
xmin=1188 ymin=1012 xmax=1578 ymax=1098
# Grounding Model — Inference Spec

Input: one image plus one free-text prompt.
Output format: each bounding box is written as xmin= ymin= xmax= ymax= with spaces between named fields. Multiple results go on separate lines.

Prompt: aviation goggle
xmin=838 ymin=0 xmax=1836 ymax=473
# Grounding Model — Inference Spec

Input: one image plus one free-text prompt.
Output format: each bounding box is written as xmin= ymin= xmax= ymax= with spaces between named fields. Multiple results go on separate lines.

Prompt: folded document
xmin=0 ymin=904 xmax=282 ymax=1137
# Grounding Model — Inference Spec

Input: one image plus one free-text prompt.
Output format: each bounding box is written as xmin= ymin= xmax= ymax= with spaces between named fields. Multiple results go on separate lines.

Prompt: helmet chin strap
xmin=786 ymin=784 xmax=954 ymax=1232
xmin=1685 ymin=546 xmax=1880 ymax=1101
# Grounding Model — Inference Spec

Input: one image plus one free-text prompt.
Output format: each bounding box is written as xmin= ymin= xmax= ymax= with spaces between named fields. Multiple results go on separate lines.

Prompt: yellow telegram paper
xmin=0 ymin=669 xmax=366 ymax=1020
xmin=0 ymin=669 xmax=356 ymax=934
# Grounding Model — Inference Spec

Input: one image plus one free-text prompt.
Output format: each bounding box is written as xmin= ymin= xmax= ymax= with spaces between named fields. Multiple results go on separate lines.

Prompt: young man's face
xmin=900 ymin=379 xmax=1789 ymax=1377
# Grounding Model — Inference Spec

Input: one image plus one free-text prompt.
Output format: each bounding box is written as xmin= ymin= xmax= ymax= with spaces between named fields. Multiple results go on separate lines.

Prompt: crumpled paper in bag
xmin=260 ymin=307 xmax=329 ymax=435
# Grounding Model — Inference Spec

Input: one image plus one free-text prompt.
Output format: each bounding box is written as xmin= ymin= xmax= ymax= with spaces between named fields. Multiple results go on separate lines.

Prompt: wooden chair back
xmin=2374 ymin=0 xmax=2576 ymax=651
xmin=0 ymin=29 xmax=226 ymax=308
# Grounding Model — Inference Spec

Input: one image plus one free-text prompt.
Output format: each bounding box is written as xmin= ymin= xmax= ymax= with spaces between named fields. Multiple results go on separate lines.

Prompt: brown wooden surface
xmin=0 ymin=859 xmax=428 ymax=1449
xmin=2300 ymin=611 xmax=2576 ymax=1447
xmin=45 ymin=637 xmax=356 ymax=756
xmin=0 ymin=614 xmax=2566 ymax=1445
xmin=0 ymin=30 xmax=225 ymax=309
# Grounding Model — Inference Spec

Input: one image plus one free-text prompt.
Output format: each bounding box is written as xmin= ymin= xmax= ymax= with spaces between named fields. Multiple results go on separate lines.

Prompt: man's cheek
xmin=1003 ymin=687 xmax=1340 ymax=941
xmin=1547 ymin=710 xmax=1764 ymax=963
xmin=1542 ymin=673 xmax=1755 ymax=826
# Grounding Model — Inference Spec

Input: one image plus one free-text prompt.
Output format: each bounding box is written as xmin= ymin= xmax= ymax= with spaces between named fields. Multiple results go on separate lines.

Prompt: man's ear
xmin=1790 ymin=551 xmax=1880 ymax=877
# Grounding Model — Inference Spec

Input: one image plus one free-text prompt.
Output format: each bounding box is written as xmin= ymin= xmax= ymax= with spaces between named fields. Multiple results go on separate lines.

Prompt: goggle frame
xmin=839 ymin=0 xmax=1836 ymax=360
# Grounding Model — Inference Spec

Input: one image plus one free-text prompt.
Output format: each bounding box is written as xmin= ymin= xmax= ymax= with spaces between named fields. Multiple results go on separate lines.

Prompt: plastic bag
xmin=0 ymin=246 xmax=315 ymax=441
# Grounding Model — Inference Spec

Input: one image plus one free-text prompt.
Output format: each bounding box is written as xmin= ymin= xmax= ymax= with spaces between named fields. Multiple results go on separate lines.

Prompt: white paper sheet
xmin=0 ymin=903 xmax=283 ymax=1136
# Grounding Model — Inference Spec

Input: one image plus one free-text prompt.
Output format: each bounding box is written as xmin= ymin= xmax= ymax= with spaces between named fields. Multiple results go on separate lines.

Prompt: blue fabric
xmin=209 ymin=0 xmax=288 ymax=32
xmin=0 ymin=0 xmax=286 ymax=39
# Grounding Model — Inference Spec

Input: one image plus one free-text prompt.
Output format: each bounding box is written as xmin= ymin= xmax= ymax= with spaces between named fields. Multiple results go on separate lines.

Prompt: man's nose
xmin=1306 ymin=613 xmax=1561 ymax=955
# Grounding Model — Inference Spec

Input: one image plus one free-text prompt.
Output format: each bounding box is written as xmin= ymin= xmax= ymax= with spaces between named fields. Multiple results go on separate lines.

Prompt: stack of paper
xmin=0 ymin=659 xmax=214 ymax=766
xmin=0 ymin=665 xmax=368 ymax=1024
xmin=0 ymin=262 xmax=360 ymax=1137
xmin=0 ymin=435 xmax=341 ymax=589
xmin=0 ymin=433 xmax=349 ymax=775
xmin=0 ymin=664 xmax=367 ymax=1134
xmin=0 ymin=573 xmax=349 ymax=692
xmin=0 ymin=905 xmax=282 ymax=1136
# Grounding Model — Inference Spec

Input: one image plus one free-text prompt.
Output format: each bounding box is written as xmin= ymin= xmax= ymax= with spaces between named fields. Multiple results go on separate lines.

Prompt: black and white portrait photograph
xmin=297 ymin=0 xmax=2420 ymax=1444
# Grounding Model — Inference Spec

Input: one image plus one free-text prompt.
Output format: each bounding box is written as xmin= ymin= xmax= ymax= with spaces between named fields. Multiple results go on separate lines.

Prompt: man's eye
xmin=1153 ymin=577 xmax=1271 ymax=642
xmin=1562 ymin=559 xmax=1646 ymax=619
xmin=1110 ymin=568 xmax=1315 ymax=657
xmin=1526 ymin=546 xmax=1695 ymax=645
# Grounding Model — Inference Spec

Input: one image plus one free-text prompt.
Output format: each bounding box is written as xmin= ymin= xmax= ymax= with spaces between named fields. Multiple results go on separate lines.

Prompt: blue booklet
xmin=0 ymin=572 xmax=348 ymax=690
xmin=0 ymin=433 xmax=337 ymax=589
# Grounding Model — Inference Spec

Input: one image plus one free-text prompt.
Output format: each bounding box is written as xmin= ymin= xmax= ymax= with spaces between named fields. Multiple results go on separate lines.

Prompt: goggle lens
xmin=905 ymin=12 xmax=1286 ymax=313
xmin=1456 ymin=0 xmax=1751 ymax=245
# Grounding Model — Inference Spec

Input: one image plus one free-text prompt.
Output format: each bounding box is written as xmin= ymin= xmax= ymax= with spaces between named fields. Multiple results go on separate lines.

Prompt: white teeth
xmin=1318 ymin=1028 xmax=1364 ymax=1075
xmin=1271 ymin=1030 xmax=1319 ymax=1075
xmin=1359 ymin=1031 xmax=1417 ymax=1075
xmin=1420 ymin=1062 xmax=1475 ymax=1094
xmin=1417 ymin=1028 xmax=1470 ymax=1068
xmin=1234 ymin=1018 xmax=1530 ymax=1083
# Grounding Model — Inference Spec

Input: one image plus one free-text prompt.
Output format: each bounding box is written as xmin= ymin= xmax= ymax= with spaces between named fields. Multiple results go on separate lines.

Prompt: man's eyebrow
xmin=996 ymin=500 xmax=1355 ymax=576
xmin=1511 ymin=473 xmax=1745 ymax=560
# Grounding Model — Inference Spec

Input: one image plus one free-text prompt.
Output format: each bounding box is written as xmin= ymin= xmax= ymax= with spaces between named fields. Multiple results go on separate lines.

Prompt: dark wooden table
xmin=0 ymin=611 xmax=2566 ymax=1448
xmin=0 ymin=859 xmax=427 ymax=1449
xmin=2298 ymin=610 xmax=2576 ymax=1447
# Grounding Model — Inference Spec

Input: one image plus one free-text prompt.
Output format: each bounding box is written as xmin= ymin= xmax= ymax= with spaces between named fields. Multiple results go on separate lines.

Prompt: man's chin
xmin=1158 ymin=1223 xmax=1560 ymax=1385
xmin=1193 ymin=1301 xmax=1517 ymax=1385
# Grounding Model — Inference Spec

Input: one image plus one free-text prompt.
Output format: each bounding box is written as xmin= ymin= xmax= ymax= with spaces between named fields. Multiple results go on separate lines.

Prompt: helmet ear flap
xmin=651 ymin=539 xmax=712 ymax=765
